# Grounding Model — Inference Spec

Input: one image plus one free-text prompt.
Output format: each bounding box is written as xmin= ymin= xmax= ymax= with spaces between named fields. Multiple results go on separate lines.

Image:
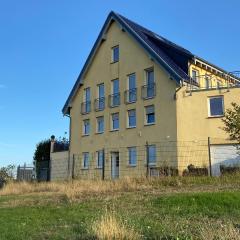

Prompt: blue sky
xmin=0 ymin=0 xmax=239 ymax=167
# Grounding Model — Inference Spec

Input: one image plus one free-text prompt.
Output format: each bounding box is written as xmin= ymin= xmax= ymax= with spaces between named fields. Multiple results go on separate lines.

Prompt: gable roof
xmin=62 ymin=11 xmax=195 ymax=115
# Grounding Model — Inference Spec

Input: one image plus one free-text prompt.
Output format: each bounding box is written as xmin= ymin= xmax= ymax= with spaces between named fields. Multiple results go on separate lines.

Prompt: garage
xmin=210 ymin=144 xmax=240 ymax=176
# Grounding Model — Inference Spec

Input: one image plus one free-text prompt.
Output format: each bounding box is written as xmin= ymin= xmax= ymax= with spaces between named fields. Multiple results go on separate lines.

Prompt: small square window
xmin=208 ymin=96 xmax=224 ymax=117
xmin=96 ymin=150 xmax=104 ymax=168
xmin=128 ymin=109 xmax=136 ymax=128
xmin=96 ymin=116 xmax=104 ymax=133
xmin=82 ymin=152 xmax=89 ymax=169
xmin=112 ymin=113 xmax=119 ymax=130
xmin=83 ymin=119 xmax=90 ymax=135
xmin=112 ymin=46 xmax=119 ymax=63
xmin=128 ymin=147 xmax=137 ymax=166
xmin=145 ymin=105 xmax=155 ymax=124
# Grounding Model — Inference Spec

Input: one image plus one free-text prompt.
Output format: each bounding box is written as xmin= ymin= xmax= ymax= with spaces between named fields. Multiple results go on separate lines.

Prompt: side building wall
xmin=176 ymin=86 xmax=240 ymax=172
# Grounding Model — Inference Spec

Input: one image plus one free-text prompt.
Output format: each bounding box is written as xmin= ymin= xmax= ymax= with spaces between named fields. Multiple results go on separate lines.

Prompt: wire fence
xmin=49 ymin=139 xmax=240 ymax=181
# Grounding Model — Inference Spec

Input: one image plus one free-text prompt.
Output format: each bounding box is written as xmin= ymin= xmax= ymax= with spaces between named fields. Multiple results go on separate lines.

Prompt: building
xmin=62 ymin=11 xmax=240 ymax=179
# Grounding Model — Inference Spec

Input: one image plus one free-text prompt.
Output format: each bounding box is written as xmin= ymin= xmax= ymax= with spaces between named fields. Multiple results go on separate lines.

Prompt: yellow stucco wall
xmin=69 ymin=21 xmax=179 ymax=179
xmin=68 ymin=20 xmax=240 ymax=178
xmin=189 ymin=64 xmax=231 ymax=88
xmin=176 ymin=86 xmax=240 ymax=172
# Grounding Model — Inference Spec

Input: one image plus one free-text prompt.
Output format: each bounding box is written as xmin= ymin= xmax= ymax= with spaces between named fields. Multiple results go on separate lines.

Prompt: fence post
xmin=208 ymin=137 xmax=212 ymax=177
xmin=146 ymin=141 xmax=149 ymax=178
xmin=102 ymin=148 xmax=105 ymax=180
xmin=72 ymin=155 xmax=75 ymax=180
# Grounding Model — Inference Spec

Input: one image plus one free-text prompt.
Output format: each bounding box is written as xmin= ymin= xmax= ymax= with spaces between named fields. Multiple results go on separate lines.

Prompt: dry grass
xmin=199 ymin=220 xmax=240 ymax=240
xmin=1 ymin=175 xmax=240 ymax=203
xmin=91 ymin=210 xmax=141 ymax=240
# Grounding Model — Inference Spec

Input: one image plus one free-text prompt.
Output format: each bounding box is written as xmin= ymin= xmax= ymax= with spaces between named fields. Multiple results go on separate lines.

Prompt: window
xmin=110 ymin=79 xmax=120 ymax=107
xmin=145 ymin=105 xmax=155 ymax=124
xmin=192 ymin=69 xmax=199 ymax=83
xmin=128 ymin=109 xmax=136 ymax=128
xmin=208 ymin=96 xmax=224 ymax=117
xmin=96 ymin=83 xmax=105 ymax=110
xmin=127 ymin=73 xmax=137 ymax=103
xmin=205 ymin=76 xmax=210 ymax=89
xmin=83 ymin=87 xmax=91 ymax=113
xmin=96 ymin=150 xmax=104 ymax=168
xmin=97 ymin=116 xmax=104 ymax=133
xmin=112 ymin=113 xmax=119 ymax=130
xmin=112 ymin=46 xmax=119 ymax=62
xmin=128 ymin=147 xmax=137 ymax=166
xmin=146 ymin=69 xmax=155 ymax=98
xmin=83 ymin=119 xmax=90 ymax=135
xmin=147 ymin=145 xmax=156 ymax=165
xmin=82 ymin=152 xmax=89 ymax=169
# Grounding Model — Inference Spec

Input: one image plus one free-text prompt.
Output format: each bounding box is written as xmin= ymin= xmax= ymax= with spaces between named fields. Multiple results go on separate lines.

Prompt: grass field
xmin=0 ymin=176 xmax=240 ymax=239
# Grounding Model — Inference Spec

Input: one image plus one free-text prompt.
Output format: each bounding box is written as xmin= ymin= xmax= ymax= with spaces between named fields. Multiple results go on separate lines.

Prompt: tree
xmin=33 ymin=139 xmax=51 ymax=180
xmin=0 ymin=165 xmax=15 ymax=188
xmin=222 ymin=102 xmax=240 ymax=144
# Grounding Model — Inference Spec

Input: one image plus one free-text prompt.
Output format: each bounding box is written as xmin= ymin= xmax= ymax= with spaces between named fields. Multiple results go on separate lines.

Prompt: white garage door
xmin=210 ymin=144 xmax=240 ymax=176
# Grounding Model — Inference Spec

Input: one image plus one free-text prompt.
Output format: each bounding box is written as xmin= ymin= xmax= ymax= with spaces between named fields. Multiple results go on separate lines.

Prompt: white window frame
xmin=127 ymin=109 xmax=136 ymax=128
xmin=111 ymin=113 xmax=119 ymax=131
xmin=82 ymin=152 xmax=89 ymax=169
xmin=96 ymin=150 xmax=104 ymax=168
xmin=112 ymin=45 xmax=119 ymax=63
xmin=147 ymin=145 xmax=156 ymax=166
xmin=145 ymin=105 xmax=155 ymax=125
xmin=192 ymin=69 xmax=199 ymax=84
xmin=208 ymin=96 xmax=224 ymax=117
xmin=128 ymin=147 xmax=137 ymax=166
xmin=83 ymin=119 xmax=90 ymax=135
xmin=96 ymin=116 xmax=104 ymax=133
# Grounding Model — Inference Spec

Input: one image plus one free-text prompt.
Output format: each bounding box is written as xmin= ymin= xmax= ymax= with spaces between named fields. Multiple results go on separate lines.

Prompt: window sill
xmin=110 ymin=129 xmax=119 ymax=132
xmin=126 ymin=126 xmax=136 ymax=129
xmin=82 ymin=134 xmax=90 ymax=137
xmin=144 ymin=123 xmax=155 ymax=126
xmin=95 ymin=167 xmax=103 ymax=169
xmin=142 ymin=96 xmax=155 ymax=100
xmin=110 ymin=61 xmax=119 ymax=64
xmin=127 ymin=164 xmax=136 ymax=168
xmin=81 ymin=167 xmax=89 ymax=170
xmin=207 ymin=115 xmax=224 ymax=119
xmin=95 ymin=131 xmax=104 ymax=135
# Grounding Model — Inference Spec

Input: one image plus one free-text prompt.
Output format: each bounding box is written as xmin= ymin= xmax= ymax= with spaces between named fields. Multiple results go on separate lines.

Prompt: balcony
xmin=94 ymin=97 xmax=105 ymax=111
xmin=188 ymin=71 xmax=240 ymax=91
xmin=124 ymin=88 xmax=137 ymax=104
xmin=81 ymin=101 xmax=91 ymax=114
xmin=141 ymin=83 xmax=156 ymax=99
xmin=109 ymin=93 xmax=120 ymax=107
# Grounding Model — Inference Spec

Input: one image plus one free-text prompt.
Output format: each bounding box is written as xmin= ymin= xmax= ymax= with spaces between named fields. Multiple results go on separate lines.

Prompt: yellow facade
xmin=67 ymin=20 xmax=240 ymax=179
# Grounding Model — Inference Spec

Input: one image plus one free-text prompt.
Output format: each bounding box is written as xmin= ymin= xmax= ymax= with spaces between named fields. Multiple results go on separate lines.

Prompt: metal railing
xmin=81 ymin=101 xmax=91 ymax=114
xmin=109 ymin=93 xmax=120 ymax=107
xmin=188 ymin=71 xmax=240 ymax=91
xmin=124 ymin=88 xmax=137 ymax=103
xmin=141 ymin=83 xmax=156 ymax=99
xmin=94 ymin=97 xmax=105 ymax=111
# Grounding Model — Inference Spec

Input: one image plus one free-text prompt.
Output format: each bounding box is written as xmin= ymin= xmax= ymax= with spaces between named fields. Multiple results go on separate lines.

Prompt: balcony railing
xmin=124 ymin=88 xmax=137 ymax=104
xmin=188 ymin=72 xmax=240 ymax=91
xmin=81 ymin=101 xmax=91 ymax=114
xmin=109 ymin=93 xmax=120 ymax=107
xmin=141 ymin=83 xmax=156 ymax=99
xmin=94 ymin=97 xmax=105 ymax=111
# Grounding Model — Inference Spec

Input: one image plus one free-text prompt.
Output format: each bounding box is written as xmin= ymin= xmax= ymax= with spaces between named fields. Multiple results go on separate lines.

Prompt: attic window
xmin=112 ymin=46 xmax=119 ymax=63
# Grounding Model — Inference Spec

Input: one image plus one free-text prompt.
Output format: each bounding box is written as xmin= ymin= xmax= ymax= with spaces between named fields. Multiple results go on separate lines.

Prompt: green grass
xmin=0 ymin=178 xmax=240 ymax=239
